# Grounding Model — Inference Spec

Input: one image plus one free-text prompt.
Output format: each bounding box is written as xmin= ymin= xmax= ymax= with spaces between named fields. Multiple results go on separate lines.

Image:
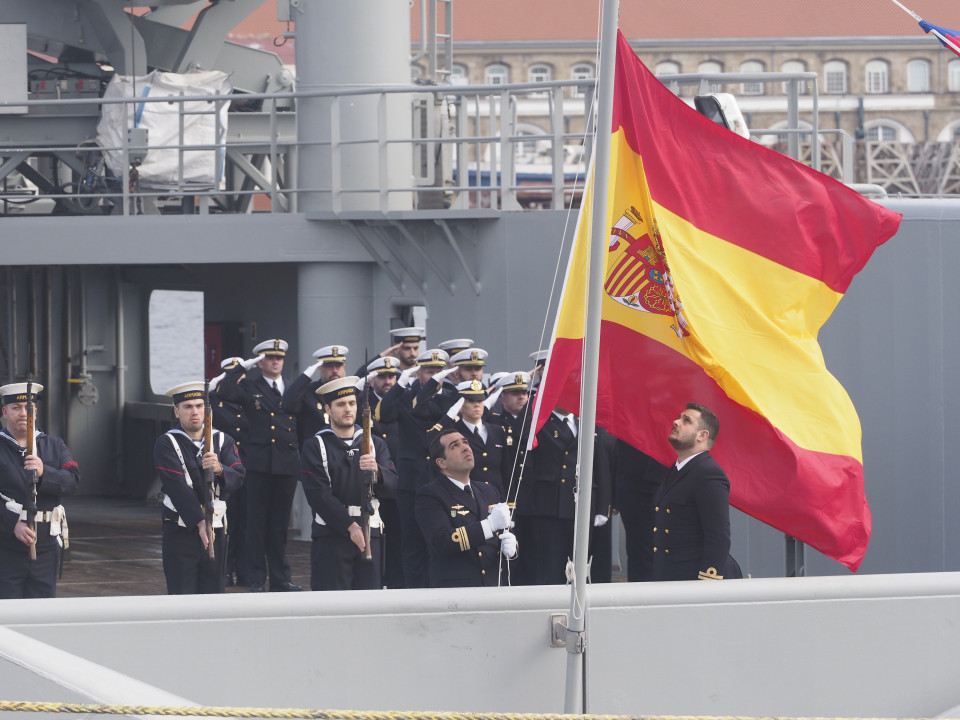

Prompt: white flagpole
xmin=562 ymin=0 xmax=619 ymax=712
xmin=887 ymin=0 xmax=960 ymax=58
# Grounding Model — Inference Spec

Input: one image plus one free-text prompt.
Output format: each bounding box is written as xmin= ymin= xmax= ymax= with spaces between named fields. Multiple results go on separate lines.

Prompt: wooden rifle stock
xmin=359 ymin=373 xmax=375 ymax=562
xmin=26 ymin=381 xmax=38 ymax=561
xmin=202 ymin=381 xmax=216 ymax=560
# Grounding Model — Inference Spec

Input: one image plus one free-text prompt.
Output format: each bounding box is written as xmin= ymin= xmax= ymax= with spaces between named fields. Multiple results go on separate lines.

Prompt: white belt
xmin=163 ymin=495 xmax=227 ymax=529
xmin=6 ymin=502 xmax=68 ymax=547
xmin=315 ymin=498 xmax=383 ymax=530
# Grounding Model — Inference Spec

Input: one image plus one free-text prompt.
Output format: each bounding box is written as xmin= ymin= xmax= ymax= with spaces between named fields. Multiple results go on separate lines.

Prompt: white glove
xmin=241 ymin=355 xmax=264 ymax=371
xmin=355 ymin=377 xmax=367 ymax=392
xmin=208 ymin=372 xmax=225 ymax=392
xmin=485 ymin=502 xmax=513 ymax=532
xmin=446 ymin=397 xmax=465 ymax=419
xmin=303 ymin=360 xmax=323 ymax=378
xmin=593 ymin=514 xmax=609 ymax=528
xmin=434 ymin=366 xmax=456 ymax=384
xmin=398 ymin=366 xmax=419 ymax=388
xmin=499 ymin=529 xmax=517 ymax=559
xmin=484 ymin=386 xmax=503 ymax=409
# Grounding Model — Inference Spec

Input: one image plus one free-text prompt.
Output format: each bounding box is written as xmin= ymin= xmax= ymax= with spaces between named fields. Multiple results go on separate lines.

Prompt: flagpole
xmin=887 ymin=0 xmax=960 ymax=58
xmin=562 ymin=0 xmax=619 ymax=713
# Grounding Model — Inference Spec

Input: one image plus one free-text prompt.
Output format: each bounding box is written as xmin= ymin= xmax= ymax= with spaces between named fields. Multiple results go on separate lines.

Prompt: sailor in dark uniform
xmin=365 ymin=356 xmax=403 ymax=587
xmin=299 ymin=376 xmax=397 ymax=591
xmin=614 ymin=438 xmax=667 ymax=582
xmin=358 ymin=327 xmax=424 ymax=376
xmin=210 ymin=356 xmax=251 ymax=586
xmin=652 ymin=402 xmax=740 ymax=582
xmin=0 ymin=383 xmax=79 ymax=599
xmin=414 ymin=347 xmax=487 ymax=422
xmin=494 ymin=372 xmax=533 ymax=498
xmin=285 ymin=344 xmax=349 ymax=445
xmin=513 ymin=406 xmax=579 ymax=585
xmin=377 ymin=347 xmax=449 ymax=588
xmin=415 ymin=427 xmax=516 ymax=588
xmin=217 ymin=339 xmax=301 ymax=592
xmin=154 ymin=382 xmax=245 ymax=594
xmin=425 ymin=380 xmax=509 ymax=500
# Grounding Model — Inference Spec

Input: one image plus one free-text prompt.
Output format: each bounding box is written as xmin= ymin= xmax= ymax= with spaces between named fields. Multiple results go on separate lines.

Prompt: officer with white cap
xmin=377 ymin=347 xmax=450 ymax=588
xmin=217 ymin=338 xmax=301 ymax=592
xmin=154 ymin=382 xmax=245 ymax=594
xmin=495 ymin=371 xmax=533 ymax=495
xmin=299 ymin=376 xmax=397 ymax=590
xmin=414 ymin=347 xmax=488 ymax=423
xmin=437 ymin=338 xmax=474 ymax=361
xmin=0 ymin=382 xmax=79 ymax=599
xmin=284 ymin=344 xmax=349 ymax=444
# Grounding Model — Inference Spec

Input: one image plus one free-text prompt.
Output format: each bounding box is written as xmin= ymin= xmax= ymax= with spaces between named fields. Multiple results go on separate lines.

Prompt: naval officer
xmin=155 ymin=382 xmax=245 ymax=594
xmin=285 ymin=344 xmax=349 ymax=445
xmin=0 ymin=383 xmax=79 ymax=599
xmin=218 ymin=339 xmax=301 ymax=592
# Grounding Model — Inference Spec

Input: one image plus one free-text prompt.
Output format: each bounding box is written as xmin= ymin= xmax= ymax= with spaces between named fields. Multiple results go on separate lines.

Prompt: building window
xmin=450 ymin=63 xmax=468 ymax=86
xmin=485 ymin=63 xmax=508 ymax=85
xmin=907 ymin=59 xmax=930 ymax=92
xmin=698 ymin=60 xmax=723 ymax=92
xmin=529 ymin=64 xmax=551 ymax=84
xmin=865 ymin=60 xmax=889 ymax=94
xmin=571 ymin=62 xmax=594 ymax=97
xmin=740 ymin=60 xmax=764 ymax=95
xmin=866 ymin=124 xmax=898 ymax=141
xmin=655 ymin=60 xmax=680 ymax=75
xmin=949 ymin=59 xmax=960 ymax=92
xmin=824 ymin=60 xmax=847 ymax=94
xmin=781 ymin=60 xmax=807 ymax=94
xmin=865 ymin=120 xmax=913 ymax=142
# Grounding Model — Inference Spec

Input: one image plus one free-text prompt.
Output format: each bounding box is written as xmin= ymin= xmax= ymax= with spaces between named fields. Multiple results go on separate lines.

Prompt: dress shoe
xmin=249 ymin=583 xmax=266 ymax=593
xmin=269 ymin=581 xmax=302 ymax=592
xmin=226 ymin=573 xmax=236 ymax=587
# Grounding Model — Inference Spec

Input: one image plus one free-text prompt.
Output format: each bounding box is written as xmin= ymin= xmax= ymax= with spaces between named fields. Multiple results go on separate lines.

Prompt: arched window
xmin=781 ymin=60 xmax=807 ymax=95
xmin=907 ymin=59 xmax=930 ymax=92
xmin=865 ymin=59 xmax=889 ymax=94
xmin=450 ymin=63 xmax=469 ymax=86
xmin=698 ymin=60 xmax=723 ymax=92
xmin=571 ymin=62 xmax=594 ymax=97
xmin=949 ymin=59 xmax=960 ymax=92
xmin=823 ymin=60 xmax=847 ymax=95
xmin=740 ymin=60 xmax=764 ymax=96
xmin=655 ymin=60 xmax=681 ymax=75
xmin=485 ymin=63 xmax=509 ymax=85
xmin=529 ymin=64 xmax=552 ymax=84
xmin=865 ymin=120 xmax=913 ymax=142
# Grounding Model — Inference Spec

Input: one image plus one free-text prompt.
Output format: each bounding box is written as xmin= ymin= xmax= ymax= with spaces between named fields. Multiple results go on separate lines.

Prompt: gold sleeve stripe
xmin=451 ymin=527 xmax=470 ymax=552
xmin=698 ymin=568 xmax=723 ymax=580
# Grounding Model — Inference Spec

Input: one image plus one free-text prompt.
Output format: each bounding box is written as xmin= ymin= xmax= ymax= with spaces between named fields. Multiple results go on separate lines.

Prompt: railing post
xmin=500 ymin=90 xmax=520 ymax=210
xmin=551 ymin=85 xmax=565 ymax=209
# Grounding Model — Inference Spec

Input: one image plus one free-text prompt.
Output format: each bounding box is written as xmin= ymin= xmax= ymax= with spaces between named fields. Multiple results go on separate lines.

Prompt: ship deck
xmin=57 ymin=496 xmax=312 ymax=598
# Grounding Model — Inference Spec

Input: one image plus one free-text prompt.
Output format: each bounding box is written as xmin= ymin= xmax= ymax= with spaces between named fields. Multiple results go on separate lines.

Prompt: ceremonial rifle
xmin=359 ymin=354 xmax=375 ymax=562
xmin=25 ymin=380 xmax=38 ymax=561
xmin=201 ymin=380 xmax=216 ymax=560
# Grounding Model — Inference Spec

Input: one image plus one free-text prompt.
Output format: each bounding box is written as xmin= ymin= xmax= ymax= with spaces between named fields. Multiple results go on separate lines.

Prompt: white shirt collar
xmin=675 ymin=451 xmax=705 ymax=472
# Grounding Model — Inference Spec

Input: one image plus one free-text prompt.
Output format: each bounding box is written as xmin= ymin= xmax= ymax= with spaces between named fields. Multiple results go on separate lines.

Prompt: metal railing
xmin=0 ymin=72 xmax=834 ymax=217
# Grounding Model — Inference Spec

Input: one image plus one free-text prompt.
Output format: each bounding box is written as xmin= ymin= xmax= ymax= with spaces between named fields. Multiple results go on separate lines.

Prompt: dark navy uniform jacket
xmin=219 ymin=368 xmax=299 ymax=475
xmin=515 ymin=413 xmax=578 ymax=520
xmin=499 ymin=409 xmax=531 ymax=502
xmin=378 ymin=380 xmax=434 ymax=493
xmin=371 ymin=390 xmax=400 ymax=464
xmin=154 ymin=426 xmax=245 ymax=529
xmin=282 ymin=373 xmax=331 ymax=446
xmin=415 ymin=475 xmax=503 ymax=588
xmin=651 ymin=451 xmax=734 ymax=581
xmin=426 ymin=417 xmax=510 ymax=501
xmin=210 ymin=386 xmax=248 ymax=451
xmin=0 ymin=429 xmax=80 ymax=550
xmin=299 ymin=427 xmax=397 ymax=539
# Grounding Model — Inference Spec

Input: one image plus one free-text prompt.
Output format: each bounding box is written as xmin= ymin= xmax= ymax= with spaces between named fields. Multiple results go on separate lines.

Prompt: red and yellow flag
xmin=533 ymin=31 xmax=902 ymax=572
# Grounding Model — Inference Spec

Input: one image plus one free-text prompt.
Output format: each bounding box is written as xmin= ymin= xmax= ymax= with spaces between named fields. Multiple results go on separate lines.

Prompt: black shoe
xmin=269 ymin=581 xmax=302 ymax=592
xmin=226 ymin=573 xmax=236 ymax=587
xmin=249 ymin=583 xmax=266 ymax=593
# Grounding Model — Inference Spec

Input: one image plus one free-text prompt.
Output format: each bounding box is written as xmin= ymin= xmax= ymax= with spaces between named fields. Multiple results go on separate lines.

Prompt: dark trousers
xmin=515 ymin=515 xmax=574 ymax=586
xmin=226 ymin=479 xmax=250 ymax=584
xmin=245 ymin=471 xmax=297 ymax=587
xmin=0 ymin=534 xmax=60 ymax=599
xmin=162 ymin=522 xmax=227 ymax=594
xmin=589 ymin=520 xmax=612 ymax=583
xmin=397 ymin=488 xmax=429 ymax=588
xmin=620 ymin=499 xmax=656 ymax=582
xmin=378 ymin=498 xmax=404 ymax=588
xmin=310 ymin=531 xmax=382 ymax=591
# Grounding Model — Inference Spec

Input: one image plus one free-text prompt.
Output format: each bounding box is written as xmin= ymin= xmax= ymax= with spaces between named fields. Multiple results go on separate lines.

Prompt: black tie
xmin=464 ymin=484 xmax=473 ymax=496
xmin=473 ymin=426 xmax=480 ymax=438
xmin=272 ymin=380 xmax=280 ymax=397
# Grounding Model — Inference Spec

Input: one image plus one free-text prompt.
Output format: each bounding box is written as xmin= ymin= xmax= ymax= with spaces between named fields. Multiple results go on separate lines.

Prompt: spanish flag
xmin=533 ymin=32 xmax=902 ymax=572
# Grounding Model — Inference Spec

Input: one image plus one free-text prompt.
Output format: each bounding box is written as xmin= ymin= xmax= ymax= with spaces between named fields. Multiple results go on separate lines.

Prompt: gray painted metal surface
xmin=4 ymin=574 xmax=960 ymax=717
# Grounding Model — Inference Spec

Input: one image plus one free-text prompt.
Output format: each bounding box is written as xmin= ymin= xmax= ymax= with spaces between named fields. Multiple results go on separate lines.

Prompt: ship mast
xmin=563 ymin=0 xmax=620 ymax=713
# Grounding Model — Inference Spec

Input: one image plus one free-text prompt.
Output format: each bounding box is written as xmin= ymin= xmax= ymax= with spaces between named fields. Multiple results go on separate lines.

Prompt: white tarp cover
xmin=97 ymin=70 xmax=232 ymax=186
